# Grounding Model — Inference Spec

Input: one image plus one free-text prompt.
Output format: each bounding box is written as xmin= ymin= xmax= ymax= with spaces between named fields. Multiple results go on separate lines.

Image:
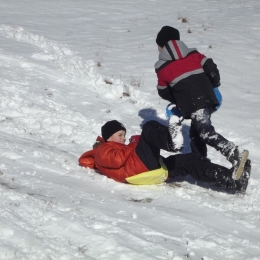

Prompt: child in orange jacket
xmin=79 ymin=119 xmax=250 ymax=193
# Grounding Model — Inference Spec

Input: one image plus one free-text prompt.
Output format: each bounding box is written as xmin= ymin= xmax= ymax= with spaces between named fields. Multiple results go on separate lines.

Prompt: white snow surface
xmin=1 ymin=1 xmax=260 ymax=259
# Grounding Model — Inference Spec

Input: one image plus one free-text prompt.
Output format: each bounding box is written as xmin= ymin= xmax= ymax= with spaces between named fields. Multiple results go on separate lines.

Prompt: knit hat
xmin=156 ymin=26 xmax=180 ymax=47
xmin=101 ymin=120 xmax=126 ymax=141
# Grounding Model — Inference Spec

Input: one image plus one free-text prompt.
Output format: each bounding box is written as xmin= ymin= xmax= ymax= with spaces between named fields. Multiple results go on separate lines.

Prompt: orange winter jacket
xmin=78 ymin=136 xmax=148 ymax=183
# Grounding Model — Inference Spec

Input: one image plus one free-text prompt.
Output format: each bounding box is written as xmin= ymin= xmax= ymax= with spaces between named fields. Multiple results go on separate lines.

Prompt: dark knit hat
xmin=101 ymin=120 xmax=126 ymax=141
xmin=156 ymin=26 xmax=180 ymax=47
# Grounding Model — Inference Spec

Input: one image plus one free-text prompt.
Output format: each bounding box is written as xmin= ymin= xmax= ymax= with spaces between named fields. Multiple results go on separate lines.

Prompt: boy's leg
xmin=189 ymin=122 xmax=207 ymax=157
xmin=190 ymin=107 xmax=236 ymax=158
xmin=135 ymin=120 xmax=173 ymax=171
xmin=163 ymin=153 xmax=230 ymax=183
xmin=163 ymin=153 xmax=250 ymax=192
xmin=190 ymin=107 xmax=249 ymax=179
xmin=234 ymin=159 xmax=251 ymax=192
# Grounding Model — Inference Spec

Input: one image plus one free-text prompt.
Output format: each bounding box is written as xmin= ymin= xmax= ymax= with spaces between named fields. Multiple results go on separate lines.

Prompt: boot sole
xmin=233 ymin=150 xmax=249 ymax=180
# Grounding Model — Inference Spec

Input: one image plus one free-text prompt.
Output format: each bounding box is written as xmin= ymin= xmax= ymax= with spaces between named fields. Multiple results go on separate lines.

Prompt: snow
xmin=168 ymin=115 xmax=183 ymax=151
xmin=0 ymin=0 xmax=260 ymax=259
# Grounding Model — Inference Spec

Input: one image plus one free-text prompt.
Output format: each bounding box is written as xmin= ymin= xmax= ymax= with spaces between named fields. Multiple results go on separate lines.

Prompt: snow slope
xmin=0 ymin=0 xmax=260 ymax=259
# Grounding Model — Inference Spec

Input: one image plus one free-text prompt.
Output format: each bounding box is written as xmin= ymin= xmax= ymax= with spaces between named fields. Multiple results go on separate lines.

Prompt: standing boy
xmin=155 ymin=26 xmax=249 ymax=179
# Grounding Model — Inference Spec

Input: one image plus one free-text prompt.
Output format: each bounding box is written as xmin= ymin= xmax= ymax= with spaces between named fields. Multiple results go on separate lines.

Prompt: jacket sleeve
xmin=156 ymin=72 xmax=176 ymax=104
xmin=78 ymin=149 xmax=97 ymax=169
xmin=78 ymin=136 xmax=105 ymax=169
xmin=201 ymin=55 xmax=221 ymax=86
xmin=158 ymin=86 xmax=177 ymax=104
xmin=95 ymin=142 xmax=137 ymax=169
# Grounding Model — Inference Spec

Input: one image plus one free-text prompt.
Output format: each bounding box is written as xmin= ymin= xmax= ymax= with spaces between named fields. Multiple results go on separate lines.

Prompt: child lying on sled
xmin=79 ymin=117 xmax=250 ymax=193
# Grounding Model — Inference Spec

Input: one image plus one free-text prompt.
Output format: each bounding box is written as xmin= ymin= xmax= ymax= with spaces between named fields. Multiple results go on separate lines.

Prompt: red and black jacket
xmin=155 ymin=40 xmax=220 ymax=119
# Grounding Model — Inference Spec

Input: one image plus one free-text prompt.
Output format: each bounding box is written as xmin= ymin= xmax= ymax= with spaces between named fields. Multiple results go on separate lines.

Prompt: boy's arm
xmin=79 ymin=149 xmax=97 ymax=168
xmin=78 ymin=136 xmax=105 ymax=168
xmin=201 ymin=57 xmax=221 ymax=86
xmin=158 ymin=85 xmax=177 ymax=104
xmin=156 ymin=73 xmax=176 ymax=103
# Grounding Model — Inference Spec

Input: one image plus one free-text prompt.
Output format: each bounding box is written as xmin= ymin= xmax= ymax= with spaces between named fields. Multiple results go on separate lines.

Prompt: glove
xmin=129 ymin=135 xmax=141 ymax=143
xmin=166 ymin=104 xmax=182 ymax=119
xmin=213 ymin=87 xmax=222 ymax=111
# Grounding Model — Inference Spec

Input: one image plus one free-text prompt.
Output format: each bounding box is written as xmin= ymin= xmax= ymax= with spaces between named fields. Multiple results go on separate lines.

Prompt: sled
xmin=126 ymin=158 xmax=168 ymax=185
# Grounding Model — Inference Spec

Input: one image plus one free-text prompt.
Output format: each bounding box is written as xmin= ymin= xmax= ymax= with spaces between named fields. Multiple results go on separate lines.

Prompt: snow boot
xmin=168 ymin=115 xmax=183 ymax=152
xmin=227 ymin=147 xmax=249 ymax=180
xmin=234 ymin=159 xmax=251 ymax=193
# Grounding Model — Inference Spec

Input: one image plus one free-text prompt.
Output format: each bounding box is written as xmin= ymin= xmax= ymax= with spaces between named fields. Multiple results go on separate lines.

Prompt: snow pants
xmin=190 ymin=107 xmax=235 ymax=158
xmin=135 ymin=120 xmax=234 ymax=186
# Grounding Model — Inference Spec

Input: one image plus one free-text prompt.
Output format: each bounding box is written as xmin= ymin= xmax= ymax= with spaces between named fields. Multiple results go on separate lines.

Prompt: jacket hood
xmin=158 ymin=40 xmax=197 ymax=62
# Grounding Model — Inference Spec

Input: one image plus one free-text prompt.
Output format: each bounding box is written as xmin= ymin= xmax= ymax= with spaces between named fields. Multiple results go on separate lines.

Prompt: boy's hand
xmin=129 ymin=135 xmax=141 ymax=143
xmin=166 ymin=103 xmax=183 ymax=119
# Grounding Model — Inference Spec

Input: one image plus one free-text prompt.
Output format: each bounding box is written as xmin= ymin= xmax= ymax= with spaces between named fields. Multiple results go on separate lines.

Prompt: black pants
xmin=135 ymin=120 xmax=234 ymax=187
xmin=135 ymin=120 xmax=172 ymax=170
xmin=190 ymin=107 xmax=235 ymax=158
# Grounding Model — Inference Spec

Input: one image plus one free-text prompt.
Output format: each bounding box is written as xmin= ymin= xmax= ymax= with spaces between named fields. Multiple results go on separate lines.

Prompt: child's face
xmin=158 ymin=45 xmax=163 ymax=52
xmin=107 ymin=130 xmax=126 ymax=144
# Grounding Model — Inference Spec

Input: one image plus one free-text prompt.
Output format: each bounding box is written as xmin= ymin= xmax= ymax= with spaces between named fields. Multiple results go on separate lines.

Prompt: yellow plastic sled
xmin=126 ymin=158 xmax=168 ymax=185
